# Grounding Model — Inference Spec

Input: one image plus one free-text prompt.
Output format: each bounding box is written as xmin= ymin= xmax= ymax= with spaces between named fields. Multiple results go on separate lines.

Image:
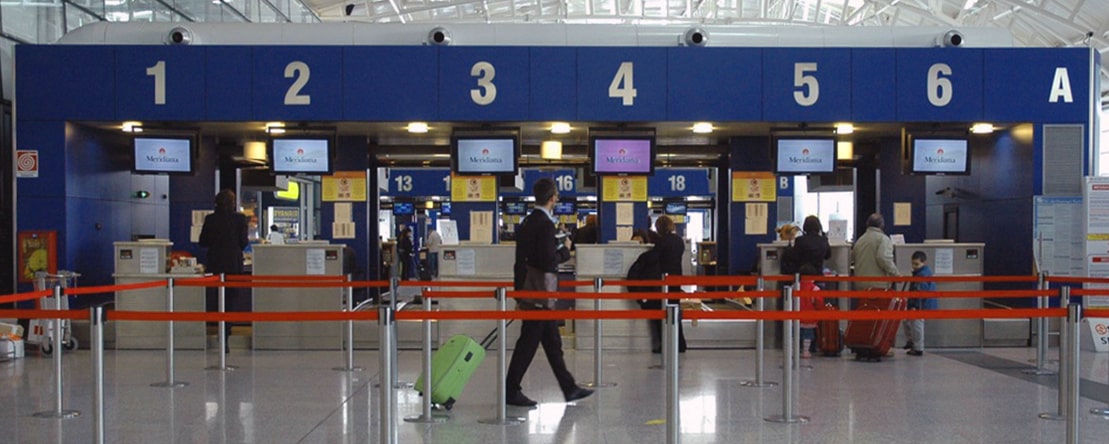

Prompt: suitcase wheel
xmin=443 ymin=398 xmax=455 ymax=411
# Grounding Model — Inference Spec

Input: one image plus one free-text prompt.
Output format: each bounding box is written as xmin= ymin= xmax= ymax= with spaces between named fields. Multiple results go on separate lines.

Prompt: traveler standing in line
xmin=645 ymin=215 xmax=688 ymax=353
xmin=851 ymin=213 xmax=900 ymax=290
xmin=903 ymin=251 xmax=937 ymax=356
xmin=266 ymin=224 xmax=286 ymax=245
xmin=506 ymin=178 xmax=593 ymax=407
xmin=425 ymin=225 xmax=443 ymax=278
xmin=199 ymin=189 xmax=249 ymax=351
xmin=783 ymin=215 xmax=831 ymax=274
xmin=573 ymin=214 xmax=599 ymax=245
xmin=397 ymin=227 xmax=414 ymax=280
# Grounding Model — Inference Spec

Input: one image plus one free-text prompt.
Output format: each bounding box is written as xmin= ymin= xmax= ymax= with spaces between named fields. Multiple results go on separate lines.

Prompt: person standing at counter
xmin=573 ymin=214 xmax=598 ymax=245
xmin=266 ymin=224 xmax=285 ymax=245
xmin=647 ymin=215 xmax=688 ymax=353
xmin=852 ymin=213 xmax=900 ymax=290
xmin=198 ymin=190 xmax=249 ymax=338
xmin=425 ymin=226 xmax=442 ymax=278
xmin=782 ymin=215 xmax=831 ymax=275
xmin=506 ymin=177 xmax=593 ymax=407
xmin=397 ymin=227 xmax=414 ymax=280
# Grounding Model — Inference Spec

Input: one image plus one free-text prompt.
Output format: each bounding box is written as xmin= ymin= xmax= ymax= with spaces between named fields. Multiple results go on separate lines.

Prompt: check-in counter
xmin=758 ymin=241 xmax=852 ymax=348
xmin=895 ymin=242 xmax=988 ymax=348
xmin=433 ymin=244 xmax=516 ymax=346
xmin=252 ymin=244 xmax=346 ymax=350
xmin=574 ymin=243 xmax=652 ymax=350
xmin=113 ymin=241 xmax=207 ymax=350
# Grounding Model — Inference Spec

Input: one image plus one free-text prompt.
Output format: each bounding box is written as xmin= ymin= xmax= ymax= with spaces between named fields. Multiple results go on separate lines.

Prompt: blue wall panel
xmin=851 ymin=49 xmax=898 ymax=122
xmin=762 ymin=49 xmax=852 ymax=122
xmin=343 ymin=46 xmax=439 ymax=121
xmin=383 ymin=168 xmax=451 ymax=197
xmin=577 ymin=48 xmax=667 ymax=121
xmin=438 ymin=47 xmax=530 ymax=121
xmin=115 ymin=47 xmax=206 ymax=120
xmin=170 ymin=137 xmax=220 ymax=261
xmin=729 ymin=137 xmax=774 ymax=275
xmin=648 ymin=168 xmax=711 ymax=197
xmin=16 ymin=46 xmax=115 ymax=120
xmin=984 ymin=48 xmax=1091 ymax=123
xmin=252 ymin=47 xmax=344 ymax=120
xmin=896 ymin=49 xmax=984 ymax=121
xmin=528 ymin=48 xmax=577 ymax=120
xmin=667 ymin=48 xmax=762 ymax=121
xmin=205 ymin=47 xmax=254 ymax=120
xmin=502 ymin=169 xmax=578 ymax=198
xmin=877 ymin=138 xmax=926 ymax=243
xmin=15 ymin=121 xmax=68 ymax=198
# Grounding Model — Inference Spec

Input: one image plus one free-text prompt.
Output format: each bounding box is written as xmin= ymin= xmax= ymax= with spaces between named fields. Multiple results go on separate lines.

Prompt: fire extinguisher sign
xmin=16 ymin=150 xmax=38 ymax=178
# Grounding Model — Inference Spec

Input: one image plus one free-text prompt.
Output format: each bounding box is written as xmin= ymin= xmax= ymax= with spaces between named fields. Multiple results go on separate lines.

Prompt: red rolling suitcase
xmin=816 ymin=303 xmax=843 ymax=357
xmin=844 ymin=296 xmax=905 ymax=361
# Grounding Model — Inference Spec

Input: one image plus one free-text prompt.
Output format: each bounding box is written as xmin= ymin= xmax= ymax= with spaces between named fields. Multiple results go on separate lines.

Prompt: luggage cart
xmin=26 ymin=271 xmax=81 ymax=355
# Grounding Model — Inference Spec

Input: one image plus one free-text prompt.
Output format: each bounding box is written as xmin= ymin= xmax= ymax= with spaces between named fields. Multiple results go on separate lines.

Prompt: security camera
xmin=167 ymin=26 xmax=192 ymax=45
xmin=941 ymin=30 xmax=964 ymax=48
xmin=428 ymin=27 xmax=451 ymax=46
xmin=683 ymin=27 xmax=708 ymax=47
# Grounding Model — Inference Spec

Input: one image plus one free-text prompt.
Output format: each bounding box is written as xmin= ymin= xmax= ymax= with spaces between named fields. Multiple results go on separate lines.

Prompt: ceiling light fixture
xmin=835 ymin=123 xmax=854 ymax=135
xmin=692 ymin=122 xmax=714 ymax=134
xmin=837 ymin=141 xmax=854 ymax=160
xmin=550 ymin=122 xmax=571 ymax=134
xmin=265 ymin=122 xmax=286 ymax=135
xmin=970 ymin=122 xmax=995 ymax=134
xmin=407 ymin=122 xmax=429 ymax=133
xmin=122 ymin=121 xmax=143 ymax=133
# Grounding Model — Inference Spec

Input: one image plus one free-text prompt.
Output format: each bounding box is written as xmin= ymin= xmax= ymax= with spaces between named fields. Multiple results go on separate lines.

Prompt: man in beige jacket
xmin=852 ymin=213 xmax=899 ymax=290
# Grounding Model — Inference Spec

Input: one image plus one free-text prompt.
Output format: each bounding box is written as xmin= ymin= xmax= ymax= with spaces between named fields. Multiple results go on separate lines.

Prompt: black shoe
xmin=907 ymin=350 xmax=923 ymax=356
xmin=564 ymin=387 xmax=594 ymax=403
xmin=651 ymin=348 xmax=662 ymax=354
xmin=902 ymin=341 xmax=914 ymax=350
xmin=506 ymin=392 xmax=538 ymax=407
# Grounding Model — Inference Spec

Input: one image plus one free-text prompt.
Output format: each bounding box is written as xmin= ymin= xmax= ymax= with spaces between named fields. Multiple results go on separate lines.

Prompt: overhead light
xmin=122 ymin=121 xmax=143 ymax=133
xmin=970 ymin=122 xmax=994 ymax=134
xmin=243 ymin=141 xmax=267 ymax=162
xmin=837 ymin=141 xmax=854 ymax=160
xmin=265 ymin=122 xmax=286 ymax=135
xmin=541 ymin=140 xmax=563 ymax=160
xmin=550 ymin=122 xmax=571 ymax=134
xmin=425 ymin=201 xmax=434 ymax=209
xmin=835 ymin=122 xmax=854 ymax=135
xmin=692 ymin=122 xmax=714 ymax=134
xmin=407 ymin=122 xmax=429 ymax=133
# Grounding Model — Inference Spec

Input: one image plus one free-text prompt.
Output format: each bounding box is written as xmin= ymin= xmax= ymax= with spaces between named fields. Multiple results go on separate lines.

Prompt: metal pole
xmin=480 ymin=288 xmax=525 ymax=425
xmin=1040 ymin=286 xmax=1070 ymax=421
xmin=665 ymin=303 xmax=681 ymax=444
xmin=334 ymin=274 xmax=362 ymax=372
xmin=585 ymin=277 xmax=615 ymax=388
xmin=33 ymin=285 xmax=79 ymax=419
xmin=742 ymin=277 xmax=776 ymax=388
xmin=378 ymin=305 xmax=397 ymax=444
xmin=91 ymin=305 xmax=105 ymax=444
xmin=766 ymin=285 xmax=807 ymax=424
xmin=406 ymin=287 xmax=446 ymax=423
xmin=1065 ymin=303 xmax=1081 ymax=444
xmin=1026 ymin=272 xmax=1055 ymax=375
xmin=153 ymin=279 xmax=187 ymax=388
xmin=207 ymin=274 xmax=237 ymax=371
xmin=389 ymin=277 xmax=411 ymax=388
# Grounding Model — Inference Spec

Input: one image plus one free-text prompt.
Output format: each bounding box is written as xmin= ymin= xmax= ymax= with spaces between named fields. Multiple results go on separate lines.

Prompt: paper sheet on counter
xmin=456 ymin=249 xmax=476 ymax=275
xmin=306 ymin=249 xmax=326 ymax=275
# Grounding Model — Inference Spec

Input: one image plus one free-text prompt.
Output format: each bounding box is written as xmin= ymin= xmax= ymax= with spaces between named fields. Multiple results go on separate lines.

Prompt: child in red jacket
xmin=797 ymin=264 xmax=825 ymax=359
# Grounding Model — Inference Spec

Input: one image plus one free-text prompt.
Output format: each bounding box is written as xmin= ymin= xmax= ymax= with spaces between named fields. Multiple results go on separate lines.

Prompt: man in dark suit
xmin=645 ymin=215 xmax=688 ymax=353
xmin=506 ymin=178 xmax=593 ymax=407
xmin=199 ymin=189 xmax=249 ymax=312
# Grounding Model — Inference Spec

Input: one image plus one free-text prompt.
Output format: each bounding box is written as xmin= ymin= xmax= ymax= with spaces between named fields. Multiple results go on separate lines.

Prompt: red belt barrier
xmin=785 ymin=274 xmax=1038 ymax=283
xmin=108 ymin=310 xmax=379 ymax=322
xmin=225 ymin=274 xmax=349 ymax=282
xmin=0 ymin=309 xmax=88 ymax=320
xmin=0 ymin=289 xmax=53 ymax=304
xmin=509 ymin=290 xmax=673 ymax=300
xmin=424 ymin=290 xmax=496 ymax=299
xmin=684 ymin=308 xmax=1066 ymax=321
xmin=1049 ymin=276 xmax=1109 ymax=284
xmin=399 ymin=280 xmax=513 ymax=288
xmin=1068 ymin=289 xmax=1109 ymax=297
xmin=394 ymin=309 xmax=665 ymax=321
xmin=664 ymin=275 xmax=759 ymax=286
xmin=796 ymin=289 xmax=1053 ymax=299
xmin=65 ymin=279 xmax=168 ymax=296
xmin=1088 ymin=309 xmax=1109 ymax=317
xmin=597 ymin=279 xmax=670 ymax=287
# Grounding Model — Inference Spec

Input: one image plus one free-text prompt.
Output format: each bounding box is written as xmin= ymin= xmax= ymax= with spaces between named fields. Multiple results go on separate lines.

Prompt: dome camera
xmin=683 ymin=27 xmax=708 ymax=47
xmin=428 ymin=27 xmax=451 ymax=46
xmin=941 ymin=30 xmax=964 ymax=48
xmin=167 ymin=26 xmax=192 ymax=45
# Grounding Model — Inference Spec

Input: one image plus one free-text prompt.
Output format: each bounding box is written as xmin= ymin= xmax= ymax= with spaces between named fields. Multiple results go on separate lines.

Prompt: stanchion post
xmin=207 ymin=274 xmax=237 ymax=371
xmin=334 ymin=274 xmax=362 ymax=372
xmin=742 ymin=277 xmax=777 ymax=388
xmin=406 ymin=287 xmax=447 ymax=424
xmin=664 ymin=303 xmax=681 ymax=444
xmin=91 ymin=305 xmax=105 ymax=444
xmin=1026 ymin=272 xmax=1055 ymax=375
xmin=33 ymin=285 xmax=80 ymax=419
xmin=480 ymin=288 xmax=525 ymax=426
xmin=378 ymin=304 xmax=397 ymax=444
xmin=152 ymin=278 xmax=188 ymax=388
xmin=766 ymin=285 xmax=808 ymax=424
xmin=1040 ymin=286 xmax=1070 ymax=421
xmin=1065 ymin=303 xmax=1081 ymax=444
xmin=585 ymin=277 xmax=615 ymax=388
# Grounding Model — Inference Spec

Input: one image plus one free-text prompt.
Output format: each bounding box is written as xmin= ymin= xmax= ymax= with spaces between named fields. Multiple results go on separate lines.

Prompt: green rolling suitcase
xmin=415 ymin=334 xmax=487 ymax=410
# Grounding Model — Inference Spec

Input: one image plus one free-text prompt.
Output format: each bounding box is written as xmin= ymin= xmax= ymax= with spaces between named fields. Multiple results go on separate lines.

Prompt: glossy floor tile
xmin=2 ymin=344 xmax=1109 ymax=443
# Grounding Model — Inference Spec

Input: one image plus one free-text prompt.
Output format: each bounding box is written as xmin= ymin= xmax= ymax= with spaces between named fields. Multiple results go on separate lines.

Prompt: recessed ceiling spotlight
xmin=835 ymin=123 xmax=854 ymax=135
xmin=407 ymin=122 xmax=429 ymax=134
xmin=692 ymin=122 xmax=714 ymax=134
xmin=550 ymin=122 xmax=572 ymax=134
xmin=122 ymin=121 xmax=143 ymax=133
xmin=970 ymin=123 xmax=994 ymax=134
xmin=265 ymin=122 xmax=286 ymax=135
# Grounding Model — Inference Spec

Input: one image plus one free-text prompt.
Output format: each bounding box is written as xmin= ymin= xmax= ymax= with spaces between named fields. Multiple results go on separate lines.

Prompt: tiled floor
xmin=2 ymin=342 xmax=1109 ymax=443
